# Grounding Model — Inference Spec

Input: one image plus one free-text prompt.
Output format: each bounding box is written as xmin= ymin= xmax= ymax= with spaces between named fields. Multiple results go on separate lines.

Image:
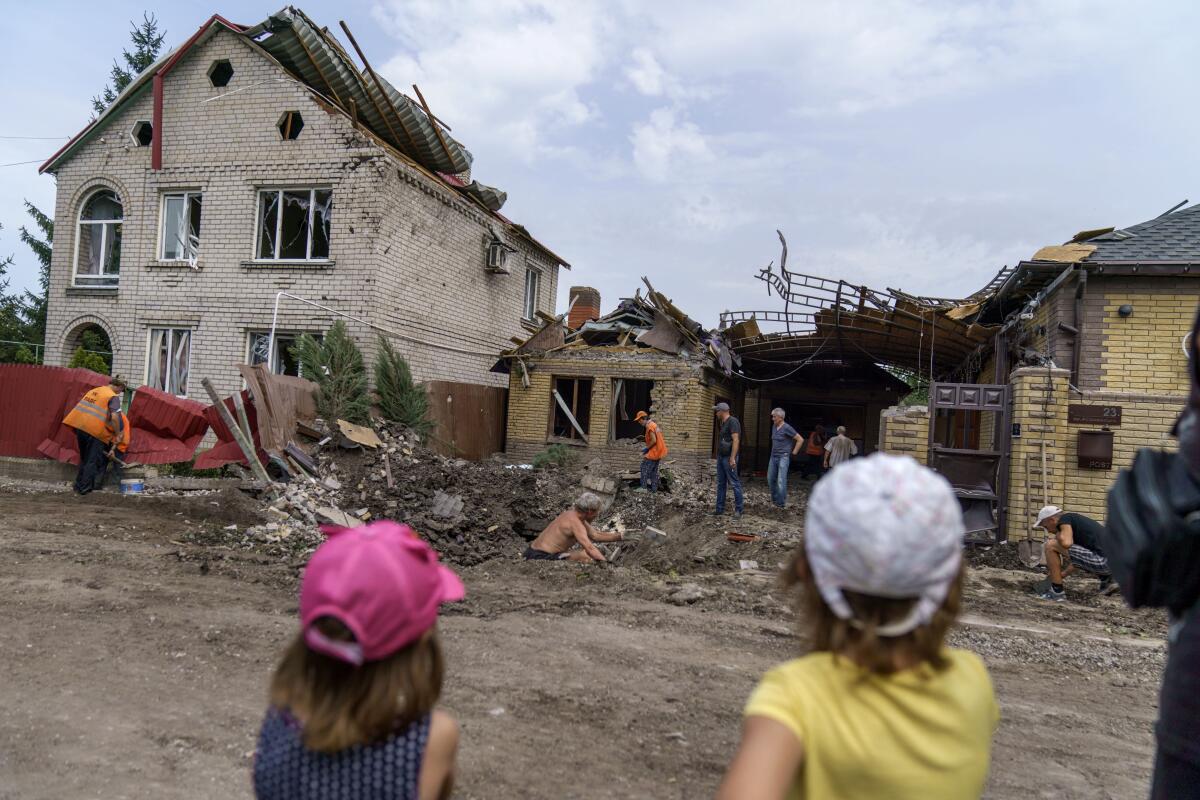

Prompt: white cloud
xmin=371 ymin=0 xmax=607 ymax=161
xmin=630 ymin=108 xmax=714 ymax=182
xmin=626 ymin=47 xmax=666 ymax=96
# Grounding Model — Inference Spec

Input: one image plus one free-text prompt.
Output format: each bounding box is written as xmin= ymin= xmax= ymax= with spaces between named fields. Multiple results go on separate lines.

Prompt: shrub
xmin=295 ymin=321 xmax=369 ymax=424
xmin=68 ymin=346 xmax=110 ymax=374
xmin=374 ymin=336 xmax=432 ymax=436
xmin=532 ymin=443 xmax=577 ymax=470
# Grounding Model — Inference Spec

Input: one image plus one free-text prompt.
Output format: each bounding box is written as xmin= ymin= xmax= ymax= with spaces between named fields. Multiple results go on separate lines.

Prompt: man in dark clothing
xmin=1033 ymin=505 xmax=1117 ymax=601
xmin=712 ymin=402 xmax=743 ymax=519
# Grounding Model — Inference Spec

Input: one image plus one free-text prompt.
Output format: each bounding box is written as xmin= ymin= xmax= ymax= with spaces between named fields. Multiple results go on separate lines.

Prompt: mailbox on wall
xmin=1077 ymin=430 xmax=1114 ymax=470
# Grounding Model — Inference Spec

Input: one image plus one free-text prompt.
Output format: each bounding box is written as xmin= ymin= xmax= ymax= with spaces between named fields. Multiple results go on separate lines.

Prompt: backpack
xmin=1105 ymin=448 xmax=1200 ymax=615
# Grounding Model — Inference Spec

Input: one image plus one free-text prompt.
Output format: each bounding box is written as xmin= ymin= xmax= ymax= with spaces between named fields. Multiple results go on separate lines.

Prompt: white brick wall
xmin=44 ymin=29 xmax=563 ymax=402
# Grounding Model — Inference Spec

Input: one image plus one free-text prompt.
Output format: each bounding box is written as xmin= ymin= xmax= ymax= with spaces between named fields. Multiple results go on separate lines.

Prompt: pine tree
xmin=374 ymin=336 xmax=432 ymax=436
xmin=17 ymin=201 xmax=52 ymax=360
xmin=91 ymin=13 xmax=167 ymax=115
xmin=295 ymin=321 xmax=370 ymax=424
xmin=0 ymin=224 xmax=24 ymax=363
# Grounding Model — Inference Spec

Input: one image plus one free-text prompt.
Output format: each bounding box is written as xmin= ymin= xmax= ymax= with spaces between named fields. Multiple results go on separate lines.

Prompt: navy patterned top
xmin=253 ymin=707 xmax=431 ymax=800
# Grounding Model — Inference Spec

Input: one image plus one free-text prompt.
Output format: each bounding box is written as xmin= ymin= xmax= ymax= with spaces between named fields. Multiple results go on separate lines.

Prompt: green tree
xmin=92 ymin=13 xmax=167 ymax=114
xmin=16 ymin=201 xmax=52 ymax=360
xmin=0 ymin=223 xmax=25 ymax=363
xmin=295 ymin=321 xmax=370 ymax=424
xmin=374 ymin=336 xmax=432 ymax=435
xmin=68 ymin=347 xmax=111 ymax=375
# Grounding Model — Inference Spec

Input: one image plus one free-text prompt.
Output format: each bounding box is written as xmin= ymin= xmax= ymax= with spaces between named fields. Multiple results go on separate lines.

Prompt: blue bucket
xmin=120 ymin=478 xmax=145 ymax=495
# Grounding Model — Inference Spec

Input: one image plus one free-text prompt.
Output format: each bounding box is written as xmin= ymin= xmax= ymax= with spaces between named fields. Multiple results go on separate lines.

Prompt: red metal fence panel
xmin=0 ymin=364 xmax=109 ymax=462
xmin=126 ymin=387 xmax=210 ymax=464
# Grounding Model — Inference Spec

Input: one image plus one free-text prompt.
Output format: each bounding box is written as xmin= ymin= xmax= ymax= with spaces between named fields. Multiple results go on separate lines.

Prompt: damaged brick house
xmin=501 ymin=283 xmax=741 ymax=475
xmin=500 ymin=280 xmax=910 ymax=476
xmin=38 ymin=7 xmax=567 ymax=454
xmin=724 ymin=207 xmax=1199 ymax=542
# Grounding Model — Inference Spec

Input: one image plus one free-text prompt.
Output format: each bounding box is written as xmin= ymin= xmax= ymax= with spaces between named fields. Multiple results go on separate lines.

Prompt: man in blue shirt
xmin=767 ymin=408 xmax=805 ymax=508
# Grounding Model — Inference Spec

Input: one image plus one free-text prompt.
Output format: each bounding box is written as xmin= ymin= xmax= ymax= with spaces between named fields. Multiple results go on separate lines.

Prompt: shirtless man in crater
xmin=524 ymin=492 xmax=624 ymax=563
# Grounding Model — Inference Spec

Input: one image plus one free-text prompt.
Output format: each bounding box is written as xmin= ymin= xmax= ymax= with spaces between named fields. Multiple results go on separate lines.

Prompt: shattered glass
xmin=258 ymin=191 xmax=279 ymax=259
xmin=279 ymin=190 xmax=311 ymax=260
xmin=311 ymin=190 xmax=332 ymax=259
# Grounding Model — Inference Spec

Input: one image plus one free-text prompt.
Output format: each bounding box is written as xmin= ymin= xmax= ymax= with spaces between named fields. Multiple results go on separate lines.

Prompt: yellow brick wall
xmin=505 ymin=349 xmax=733 ymax=473
xmin=1100 ymin=293 xmax=1194 ymax=394
xmin=877 ymin=405 xmax=929 ymax=465
xmin=1006 ymin=367 xmax=1069 ymax=541
xmin=1005 ymin=366 xmax=1185 ymax=539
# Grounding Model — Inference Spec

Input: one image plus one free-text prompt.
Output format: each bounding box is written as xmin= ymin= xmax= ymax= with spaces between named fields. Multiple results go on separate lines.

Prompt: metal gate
xmin=928 ymin=382 xmax=1011 ymax=544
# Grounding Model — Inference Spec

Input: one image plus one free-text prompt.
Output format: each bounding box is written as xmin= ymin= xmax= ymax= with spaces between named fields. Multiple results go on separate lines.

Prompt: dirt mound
xmin=333 ymin=425 xmax=584 ymax=566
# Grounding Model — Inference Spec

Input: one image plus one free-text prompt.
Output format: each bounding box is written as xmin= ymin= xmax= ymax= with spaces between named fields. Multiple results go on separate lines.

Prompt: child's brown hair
xmin=786 ymin=548 xmax=964 ymax=675
xmin=269 ymin=617 xmax=444 ymax=752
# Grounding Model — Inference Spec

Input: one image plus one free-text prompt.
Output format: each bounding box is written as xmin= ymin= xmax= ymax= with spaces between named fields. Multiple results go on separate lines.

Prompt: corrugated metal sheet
xmin=126 ymin=387 xmax=210 ymax=464
xmin=0 ymin=365 xmax=109 ymax=462
xmin=254 ymin=7 xmax=476 ymax=178
xmin=194 ymin=391 xmax=269 ymax=470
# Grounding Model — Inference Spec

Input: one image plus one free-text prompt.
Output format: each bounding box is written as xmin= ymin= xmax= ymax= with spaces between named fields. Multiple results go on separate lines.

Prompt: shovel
xmin=1017 ymin=447 xmax=1046 ymax=568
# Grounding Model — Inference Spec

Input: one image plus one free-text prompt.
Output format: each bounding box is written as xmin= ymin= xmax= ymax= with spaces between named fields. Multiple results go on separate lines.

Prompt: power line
xmin=0 ymin=136 xmax=67 ymax=140
xmin=0 ymin=158 xmax=45 ymax=168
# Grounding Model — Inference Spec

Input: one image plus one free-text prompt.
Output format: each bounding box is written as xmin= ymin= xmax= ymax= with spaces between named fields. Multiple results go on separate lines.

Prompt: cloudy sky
xmin=3 ymin=0 xmax=1199 ymax=325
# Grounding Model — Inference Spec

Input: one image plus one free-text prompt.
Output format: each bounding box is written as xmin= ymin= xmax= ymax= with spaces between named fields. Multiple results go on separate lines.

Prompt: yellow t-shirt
xmin=744 ymin=648 xmax=999 ymax=800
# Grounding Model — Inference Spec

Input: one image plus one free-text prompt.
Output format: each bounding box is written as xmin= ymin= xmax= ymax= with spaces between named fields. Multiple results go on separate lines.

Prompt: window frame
xmin=72 ymin=188 xmax=123 ymax=287
xmin=145 ymin=327 xmax=193 ymax=397
xmin=253 ymin=187 xmax=333 ymax=262
xmin=158 ymin=191 xmax=203 ymax=262
xmin=610 ymin=378 xmax=654 ymax=442
xmin=547 ymin=375 xmax=593 ymax=444
xmin=247 ymin=330 xmax=314 ymax=377
xmin=522 ymin=266 xmax=540 ymax=321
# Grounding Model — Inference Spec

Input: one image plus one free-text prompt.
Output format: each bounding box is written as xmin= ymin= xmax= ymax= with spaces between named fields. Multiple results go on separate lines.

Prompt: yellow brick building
xmin=877 ymin=205 xmax=1199 ymax=540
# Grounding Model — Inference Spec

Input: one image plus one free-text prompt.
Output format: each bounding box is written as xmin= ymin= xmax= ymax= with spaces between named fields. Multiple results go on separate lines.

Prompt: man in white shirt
xmin=823 ymin=425 xmax=858 ymax=469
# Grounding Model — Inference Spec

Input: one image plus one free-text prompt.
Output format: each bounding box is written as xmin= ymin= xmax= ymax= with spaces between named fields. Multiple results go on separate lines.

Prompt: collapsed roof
xmin=500 ymin=278 xmax=741 ymax=377
xmin=721 ymin=232 xmax=995 ymax=380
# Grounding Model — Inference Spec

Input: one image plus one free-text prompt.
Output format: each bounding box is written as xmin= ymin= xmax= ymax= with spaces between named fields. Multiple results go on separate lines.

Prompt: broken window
xmin=278 ymin=111 xmax=304 ymax=140
xmin=75 ymin=189 xmax=122 ymax=286
xmin=611 ymin=379 xmax=653 ymax=441
xmin=208 ymin=59 xmax=233 ymax=87
xmin=523 ymin=267 xmax=539 ymax=320
xmin=132 ymin=121 xmax=153 ymax=147
xmin=549 ymin=377 xmax=592 ymax=441
xmin=249 ymin=331 xmax=317 ymax=377
xmin=147 ymin=328 xmax=191 ymax=396
xmin=256 ymin=188 xmax=332 ymax=261
xmin=160 ymin=192 xmax=202 ymax=261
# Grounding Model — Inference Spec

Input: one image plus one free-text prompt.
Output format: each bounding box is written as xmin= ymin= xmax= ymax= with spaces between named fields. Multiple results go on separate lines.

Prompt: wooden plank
xmin=424 ymin=380 xmax=508 ymax=461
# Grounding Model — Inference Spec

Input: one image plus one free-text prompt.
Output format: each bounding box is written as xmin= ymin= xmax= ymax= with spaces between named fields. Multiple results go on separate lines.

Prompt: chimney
xmin=567 ymin=286 xmax=601 ymax=330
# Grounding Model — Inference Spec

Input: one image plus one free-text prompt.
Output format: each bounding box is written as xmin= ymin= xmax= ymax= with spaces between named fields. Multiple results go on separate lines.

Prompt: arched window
xmin=75 ymin=189 xmax=123 ymax=286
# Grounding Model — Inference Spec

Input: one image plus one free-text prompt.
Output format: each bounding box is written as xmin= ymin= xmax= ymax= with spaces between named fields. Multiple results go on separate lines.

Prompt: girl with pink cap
xmin=253 ymin=520 xmax=466 ymax=800
xmin=718 ymin=453 xmax=999 ymax=799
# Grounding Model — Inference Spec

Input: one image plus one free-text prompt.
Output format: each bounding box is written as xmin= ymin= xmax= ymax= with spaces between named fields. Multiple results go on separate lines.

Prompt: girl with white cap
xmin=717 ymin=453 xmax=999 ymax=800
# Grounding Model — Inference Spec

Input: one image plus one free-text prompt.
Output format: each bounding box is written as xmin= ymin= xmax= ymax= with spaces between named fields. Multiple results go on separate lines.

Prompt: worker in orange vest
xmin=62 ymin=375 xmax=129 ymax=494
xmin=635 ymin=410 xmax=668 ymax=493
xmin=801 ymin=423 xmax=827 ymax=480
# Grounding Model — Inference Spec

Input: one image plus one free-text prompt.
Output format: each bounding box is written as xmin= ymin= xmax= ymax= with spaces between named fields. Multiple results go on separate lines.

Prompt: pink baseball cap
xmin=300 ymin=520 xmax=465 ymax=665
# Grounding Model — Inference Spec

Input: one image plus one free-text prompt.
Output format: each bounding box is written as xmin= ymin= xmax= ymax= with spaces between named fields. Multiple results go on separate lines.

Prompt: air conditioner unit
xmin=486 ymin=239 xmax=511 ymax=274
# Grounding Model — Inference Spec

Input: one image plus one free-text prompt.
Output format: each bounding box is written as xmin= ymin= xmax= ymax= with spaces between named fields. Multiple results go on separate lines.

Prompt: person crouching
xmin=253 ymin=521 xmax=463 ymax=800
xmin=718 ymin=454 xmax=998 ymax=800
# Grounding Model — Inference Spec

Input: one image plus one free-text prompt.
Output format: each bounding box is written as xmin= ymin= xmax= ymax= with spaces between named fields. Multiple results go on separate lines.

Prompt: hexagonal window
xmin=208 ymin=59 xmax=234 ymax=88
xmin=278 ymin=111 xmax=304 ymax=140
xmin=131 ymin=120 xmax=153 ymax=147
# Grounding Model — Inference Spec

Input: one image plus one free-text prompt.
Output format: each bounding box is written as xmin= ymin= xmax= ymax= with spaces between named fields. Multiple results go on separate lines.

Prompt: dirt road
xmin=0 ymin=487 xmax=1166 ymax=799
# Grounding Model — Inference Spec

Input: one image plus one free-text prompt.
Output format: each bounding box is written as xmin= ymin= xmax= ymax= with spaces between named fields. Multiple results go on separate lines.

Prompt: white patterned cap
xmin=805 ymin=453 xmax=964 ymax=637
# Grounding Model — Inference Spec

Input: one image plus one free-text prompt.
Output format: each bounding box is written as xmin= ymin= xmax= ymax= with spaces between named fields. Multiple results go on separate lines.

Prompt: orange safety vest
xmin=106 ymin=411 xmax=131 ymax=453
xmin=63 ymin=385 xmax=121 ymax=444
xmin=644 ymin=420 xmax=668 ymax=461
xmin=805 ymin=429 xmax=826 ymax=456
